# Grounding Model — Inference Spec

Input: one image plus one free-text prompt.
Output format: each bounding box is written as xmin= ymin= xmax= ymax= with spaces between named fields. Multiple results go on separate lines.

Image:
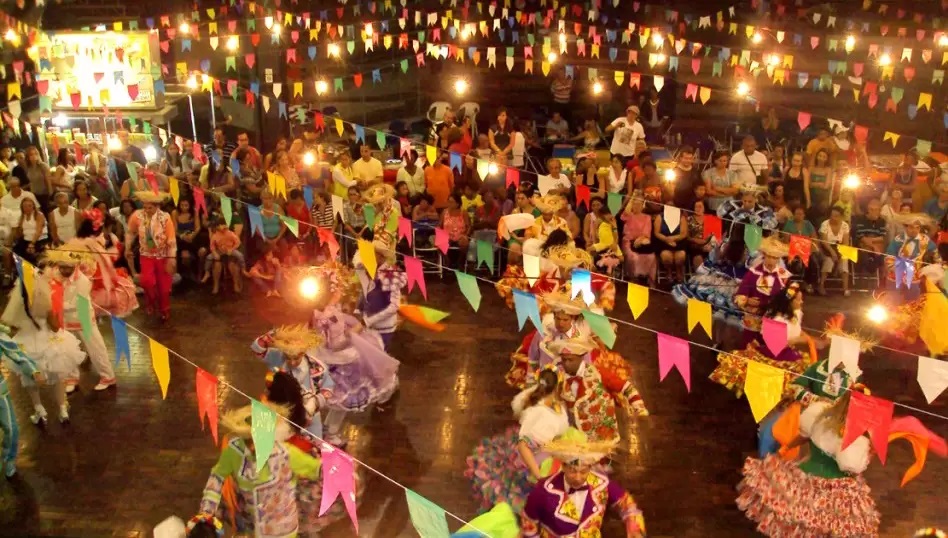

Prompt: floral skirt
xmin=92 ymin=270 xmax=140 ymax=318
xmin=465 ymin=427 xmax=544 ymax=515
xmin=672 ymin=261 xmax=746 ymax=326
xmin=737 ymin=455 xmax=880 ymax=537
xmin=709 ymin=343 xmax=808 ymax=398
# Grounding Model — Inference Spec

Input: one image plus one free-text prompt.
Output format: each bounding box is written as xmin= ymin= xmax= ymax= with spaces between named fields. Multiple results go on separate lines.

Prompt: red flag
xmin=843 ymin=391 xmax=895 ymax=464
xmin=702 ymin=214 xmax=722 ymax=241
xmin=505 ymin=167 xmax=520 ymax=189
xmin=73 ymin=141 xmax=84 ymax=164
xmin=127 ymin=84 xmax=139 ymax=101
xmin=193 ymin=187 xmax=207 ymax=218
xmin=353 ymin=73 xmax=363 ymax=88
xmin=575 ymin=184 xmax=591 ymax=209
xmin=319 ymin=446 xmax=359 ymax=532
xmin=317 ymin=228 xmax=339 ymax=260
xmin=797 ymin=112 xmax=811 ymax=132
xmin=313 ymin=112 xmax=325 ymax=131
xmin=70 ymin=92 xmax=81 ymax=109
xmin=403 ymin=255 xmax=427 ymax=299
xmin=250 ymin=33 xmax=260 ymax=47
xmin=788 ymin=235 xmax=811 ymax=266
xmin=50 ymin=279 xmax=64 ymax=329
xmin=195 ymin=368 xmax=220 ymax=445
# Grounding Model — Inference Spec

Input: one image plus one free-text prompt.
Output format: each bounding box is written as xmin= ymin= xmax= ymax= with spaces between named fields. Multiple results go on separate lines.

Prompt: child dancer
xmin=0 ymin=325 xmax=43 ymax=478
xmin=352 ymin=244 xmax=406 ymax=349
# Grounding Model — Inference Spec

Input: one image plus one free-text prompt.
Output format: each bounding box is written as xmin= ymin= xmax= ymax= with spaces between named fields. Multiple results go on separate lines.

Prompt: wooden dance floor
xmin=0 ymin=279 xmax=945 ymax=537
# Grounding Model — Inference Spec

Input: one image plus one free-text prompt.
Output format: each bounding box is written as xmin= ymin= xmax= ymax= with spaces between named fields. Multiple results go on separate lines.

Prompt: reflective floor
xmin=0 ymin=278 xmax=945 ymax=537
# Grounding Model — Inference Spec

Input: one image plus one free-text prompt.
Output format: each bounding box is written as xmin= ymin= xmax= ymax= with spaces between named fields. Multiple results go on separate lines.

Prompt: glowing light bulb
xmin=302 ymin=151 xmax=316 ymax=166
xmin=364 ymin=24 xmax=374 ymax=36
xmin=488 ymin=163 xmax=498 ymax=175
xmin=751 ymin=32 xmax=763 ymax=44
xmin=4 ymin=29 xmax=17 ymax=42
xmin=768 ymin=54 xmax=781 ymax=66
xmin=558 ymin=33 xmax=567 ymax=45
xmin=201 ymin=74 xmax=211 ymax=84
xmin=272 ymin=24 xmax=282 ymax=35
xmin=655 ymin=53 xmax=666 ymax=64
xmin=592 ymin=81 xmax=603 ymax=95
xmin=454 ymin=78 xmax=468 ymax=95
xmin=179 ymin=22 xmax=190 ymax=34
xmin=51 ymin=114 xmax=68 ymax=128
xmin=866 ymin=304 xmax=888 ymax=324
xmin=107 ymin=136 xmax=122 ymax=151
xmin=651 ymin=32 xmax=663 ymax=46
xmin=460 ymin=29 xmax=470 ymax=41
xmin=299 ymin=277 xmax=319 ymax=300
xmin=664 ymin=169 xmax=676 ymax=182
xmin=940 ymin=34 xmax=948 ymax=47
xmin=315 ymin=79 xmax=329 ymax=95
xmin=736 ymin=82 xmax=750 ymax=96
xmin=144 ymin=146 xmax=158 ymax=162
xmin=547 ymin=52 xmax=558 ymax=63
xmin=843 ymin=174 xmax=861 ymax=190
xmin=328 ymin=43 xmax=340 ymax=57
xmin=186 ymin=75 xmax=198 ymax=90
xmin=879 ymin=53 xmax=892 ymax=66
xmin=264 ymin=16 xmax=274 ymax=29
xmin=845 ymin=35 xmax=855 ymax=51
xmin=226 ymin=35 xmax=239 ymax=51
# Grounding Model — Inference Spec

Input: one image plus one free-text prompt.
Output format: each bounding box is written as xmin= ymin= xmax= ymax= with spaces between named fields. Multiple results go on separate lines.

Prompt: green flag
xmin=583 ymin=309 xmax=616 ymax=349
xmin=456 ymin=272 xmax=481 ymax=311
xmin=281 ymin=215 xmax=299 ymax=237
xmin=405 ymin=489 xmax=450 ymax=538
xmin=363 ymin=204 xmax=376 ymax=228
xmin=251 ymin=399 xmax=277 ymax=472
xmin=744 ymin=224 xmax=763 ymax=253
xmin=476 ymin=239 xmax=494 ymax=274
xmin=607 ymin=192 xmax=623 ymax=215
xmin=76 ymin=294 xmax=94 ymax=341
xmin=221 ymin=196 xmax=233 ymax=226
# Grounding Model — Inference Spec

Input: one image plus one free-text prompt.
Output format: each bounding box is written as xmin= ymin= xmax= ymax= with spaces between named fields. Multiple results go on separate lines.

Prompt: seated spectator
xmin=923 ymin=182 xmax=948 ymax=223
xmin=470 ymin=189 xmax=502 ymax=262
xmin=835 ymin=188 xmax=856 ymax=224
xmin=440 ymin=193 xmax=471 ymax=268
xmin=352 ymin=144 xmax=383 ymax=186
xmin=606 ymin=155 xmax=628 ymax=194
xmin=620 ymin=193 xmax=656 ymax=285
xmin=395 ymin=181 xmax=412 ymax=217
xmin=570 ymin=119 xmax=602 ymax=151
xmin=635 ymin=159 xmax=667 ymax=212
xmin=204 ymin=216 xmax=244 ymax=295
xmin=587 ymin=204 xmax=621 ymax=273
xmin=425 ymin=153 xmax=454 ymax=210
xmin=460 ymin=183 xmax=484 ymax=220
xmin=767 ymin=181 xmax=792 ymax=224
xmin=396 ymin=150 xmax=425 ymax=196
xmin=582 ymin=196 xmax=605 ymax=247
xmin=891 ymin=151 xmax=919 ymax=204
xmin=782 ymin=205 xmax=821 ymax=292
xmin=545 ymin=111 xmax=570 ymax=139
xmin=245 ymin=244 xmax=283 ymax=298
xmin=473 ymin=134 xmax=493 ymax=160
xmin=653 ymin=204 xmax=689 ymax=283
xmin=766 ymin=144 xmax=787 ymax=183
xmin=311 ymin=191 xmax=336 ymax=261
xmin=851 ymin=198 xmax=888 ymax=285
xmin=817 ymin=206 xmax=851 ymax=296
xmin=544 ymin=158 xmax=573 ymax=197
xmin=411 ymin=193 xmax=439 ymax=246
xmin=685 ymin=199 xmax=714 ymax=270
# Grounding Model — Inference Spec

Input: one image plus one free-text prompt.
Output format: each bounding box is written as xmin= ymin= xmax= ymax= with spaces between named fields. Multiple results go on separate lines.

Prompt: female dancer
xmin=465 ymin=368 xmax=570 ymax=514
xmin=74 ymin=209 xmax=139 ymax=318
xmin=0 ymin=325 xmax=42 ymax=477
xmin=352 ymin=244 xmax=407 ymax=349
xmin=1 ymin=255 xmax=86 ymax=425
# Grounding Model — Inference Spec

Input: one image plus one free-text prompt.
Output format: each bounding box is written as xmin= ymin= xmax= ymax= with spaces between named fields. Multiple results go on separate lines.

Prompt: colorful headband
xmin=186 ymin=514 xmax=224 ymax=537
xmin=532 ymin=363 xmax=565 ymax=388
xmin=82 ymin=208 xmax=105 ymax=231
xmin=785 ymin=282 xmax=801 ymax=298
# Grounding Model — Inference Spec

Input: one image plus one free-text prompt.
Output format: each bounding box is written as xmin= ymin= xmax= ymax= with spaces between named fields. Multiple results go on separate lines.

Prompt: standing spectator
xmin=703 ymin=150 xmax=739 ymax=212
xmin=671 ymin=145 xmax=701 ymax=208
xmin=817 ymin=206 xmax=851 ymax=296
xmin=570 ymin=119 xmax=603 ymax=151
xmin=235 ymin=147 xmax=265 ymax=207
xmin=311 ymin=192 xmax=337 ymax=261
xmin=488 ymin=108 xmax=515 ymax=158
xmin=351 ymin=145 xmax=383 ymax=186
xmin=342 ymin=185 xmax=368 ymax=256
xmin=473 ymin=134 xmax=493 ymax=160
xmin=851 ymin=198 xmax=888 ymax=286
xmin=783 ymin=152 xmax=810 ymax=208
xmin=640 ymin=88 xmax=669 ymax=143
xmin=804 ymin=126 xmax=836 ymax=167
xmin=807 ymin=149 xmax=835 ymax=223
xmin=206 ymin=127 xmax=237 ymax=162
xmin=22 ymin=146 xmax=52 ymax=211
xmin=234 ymin=132 xmax=263 ymax=168
xmin=891 ymin=152 xmax=919 ymax=205
xmin=605 ymin=106 xmax=646 ymax=164
xmin=606 ymin=155 xmax=627 ymax=194
xmin=782 ymin=206 xmax=821 ymax=291
xmin=199 ymin=153 xmax=237 ymax=198
xmin=429 ymin=109 xmax=456 ymax=148
xmin=124 ymin=192 xmax=176 ymax=321
xmin=263 ymin=137 xmax=288 ymax=171
xmin=396 ymin=150 xmax=425 ymax=196
xmin=158 ymin=142 xmax=187 ymax=180
xmin=767 ymin=145 xmax=787 ymax=183
xmin=83 ymin=142 xmax=112 ymax=204
xmin=729 ymin=136 xmax=768 ymax=188
xmin=50 ymin=148 xmax=77 ymax=195
xmin=117 ymin=131 xmax=147 ymax=165
xmin=550 ymin=67 xmax=574 ymax=120
xmin=425 ymin=153 xmax=455 ymax=210
xmin=330 ymin=151 xmax=356 ymax=199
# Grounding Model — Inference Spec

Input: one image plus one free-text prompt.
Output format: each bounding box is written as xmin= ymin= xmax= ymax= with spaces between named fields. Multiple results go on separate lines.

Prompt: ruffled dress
xmin=495 ymin=263 xmax=616 ymax=313
xmin=672 ymin=247 xmax=749 ymax=325
xmin=465 ymin=391 xmax=570 ymax=514
xmin=737 ymin=402 xmax=880 ymax=537
xmin=83 ymin=235 xmax=139 ymax=318
xmin=709 ymin=311 xmax=816 ymax=398
xmin=1 ymin=279 xmax=85 ymax=386
xmin=310 ymin=305 xmax=400 ymax=412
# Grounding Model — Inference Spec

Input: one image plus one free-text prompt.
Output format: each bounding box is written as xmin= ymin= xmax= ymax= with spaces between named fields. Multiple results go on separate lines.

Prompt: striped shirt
xmin=312 ymin=204 xmax=336 ymax=229
xmin=551 ymin=78 xmax=573 ymax=103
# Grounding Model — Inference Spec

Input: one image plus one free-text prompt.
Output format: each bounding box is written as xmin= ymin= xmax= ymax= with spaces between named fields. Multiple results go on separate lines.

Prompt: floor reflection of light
xmin=439 ymin=410 xmax=454 ymax=452
xmin=454 ymin=370 xmax=470 ymax=409
xmin=624 ymin=421 xmax=642 ymax=459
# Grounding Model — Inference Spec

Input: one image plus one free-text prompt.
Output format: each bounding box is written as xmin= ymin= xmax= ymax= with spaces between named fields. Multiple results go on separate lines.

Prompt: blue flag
xmin=512 ymin=290 xmax=544 ymax=335
xmin=248 ymin=205 xmax=264 ymax=238
xmin=230 ymin=157 xmax=241 ymax=178
xmin=111 ymin=316 xmax=131 ymax=371
xmin=303 ymin=186 xmax=314 ymax=209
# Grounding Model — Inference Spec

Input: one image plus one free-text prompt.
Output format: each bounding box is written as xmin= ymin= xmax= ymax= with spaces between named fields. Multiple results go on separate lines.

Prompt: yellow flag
xmin=918 ymin=92 xmax=933 ymax=111
xmin=426 ymin=145 xmax=438 ymax=165
xmin=276 ymin=174 xmax=287 ymax=199
xmin=687 ymin=298 xmax=713 ymax=338
xmin=334 ymin=118 xmax=344 ymax=137
xmin=883 ymin=131 xmax=900 ymax=148
xmin=113 ymin=21 xmax=123 ymax=32
xmin=614 ymin=71 xmax=625 ymax=86
xmin=837 ymin=244 xmax=858 ymax=263
xmin=541 ymin=61 xmax=551 ymax=76
xmin=169 ymin=177 xmax=180 ymax=206
xmin=358 ymin=239 xmax=378 ymax=278
xmin=21 ymin=260 xmax=34 ymax=305
xmin=149 ymin=338 xmax=171 ymax=399
xmin=293 ymin=82 xmax=303 ymax=98
xmin=6 ymin=82 xmax=20 ymax=100
xmin=627 ymin=283 xmax=649 ymax=320
xmin=699 ymin=87 xmax=712 ymax=104
xmin=744 ymin=361 xmax=785 ymax=422
xmin=266 ymin=171 xmax=278 ymax=195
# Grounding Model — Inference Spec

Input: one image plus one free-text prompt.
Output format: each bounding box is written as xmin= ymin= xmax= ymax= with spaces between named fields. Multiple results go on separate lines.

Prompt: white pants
xmin=324 ymin=408 xmax=348 ymax=438
xmin=67 ymin=322 xmax=115 ymax=380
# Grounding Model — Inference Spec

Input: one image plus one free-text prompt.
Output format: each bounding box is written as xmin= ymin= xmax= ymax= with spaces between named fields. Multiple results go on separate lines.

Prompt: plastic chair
xmin=412 ymin=226 xmax=443 ymax=279
xmin=457 ymin=102 xmax=481 ymax=137
xmin=426 ymin=101 xmax=453 ymax=123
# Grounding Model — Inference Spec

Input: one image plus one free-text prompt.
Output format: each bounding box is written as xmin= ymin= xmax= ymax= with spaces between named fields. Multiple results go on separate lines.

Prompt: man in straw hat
xmin=548 ymin=336 xmax=621 ymax=444
xmin=251 ymin=325 xmax=335 ymax=442
xmin=361 ymin=182 xmax=400 ymax=254
xmin=885 ymin=212 xmax=938 ymax=295
xmin=520 ymin=431 xmax=646 ymax=537
xmin=45 ymin=241 xmax=117 ymax=392
xmin=125 ymin=190 xmax=176 ymax=322
xmin=352 ymin=243 xmax=406 ymax=350
xmin=734 ymin=235 xmax=792 ymax=345
xmin=522 ymin=194 xmax=572 ymax=258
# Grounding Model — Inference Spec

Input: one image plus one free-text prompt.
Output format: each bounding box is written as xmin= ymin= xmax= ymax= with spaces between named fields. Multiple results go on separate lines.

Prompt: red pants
xmin=139 ymin=256 xmax=171 ymax=316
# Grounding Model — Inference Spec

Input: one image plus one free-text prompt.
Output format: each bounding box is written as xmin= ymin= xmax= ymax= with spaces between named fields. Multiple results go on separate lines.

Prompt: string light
xmin=751 ymin=32 xmax=763 ymax=44
xmin=226 ymin=35 xmax=239 ymax=51
xmin=547 ymin=52 xmax=558 ymax=63
xmin=736 ymin=81 xmax=750 ymax=96
xmin=592 ymin=81 xmax=603 ymax=95
xmin=663 ymin=169 xmax=676 ymax=182
xmin=879 ymin=53 xmax=892 ymax=66
xmin=185 ymin=75 xmax=198 ymax=90
xmin=651 ymin=32 xmax=663 ymax=46
xmin=302 ymin=151 xmax=316 ymax=166
xmin=107 ymin=136 xmax=122 ymax=151
xmin=845 ymin=35 xmax=856 ymax=52
xmin=867 ymin=304 xmax=888 ymax=324
xmin=843 ymin=174 xmax=861 ymax=190
xmin=299 ymin=276 xmax=320 ymax=300
xmin=315 ymin=79 xmax=329 ymax=95
xmin=453 ymin=78 xmax=469 ymax=95
xmin=767 ymin=54 xmax=781 ymax=66
xmin=144 ymin=146 xmax=158 ymax=162
xmin=327 ymin=42 xmax=341 ymax=57
xmin=178 ymin=22 xmax=190 ymax=34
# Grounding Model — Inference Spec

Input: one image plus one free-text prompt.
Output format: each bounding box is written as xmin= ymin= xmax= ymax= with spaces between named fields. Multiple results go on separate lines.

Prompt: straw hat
xmin=542 ymin=429 xmax=616 ymax=464
xmin=893 ymin=213 xmax=934 ymax=228
xmin=133 ymin=190 xmax=172 ymax=204
xmin=362 ymin=183 xmax=395 ymax=205
xmin=546 ymin=335 xmax=597 ymax=356
xmin=270 ymin=324 xmax=322 ymax=356
xmin=219 ymin=402 xmax=290 ymax=439
xmin=739 ymin=183 xmax=769 ymax=196
xmin=543 ymin=290 xmax=586 ymax=316
xmin=758 ymin=236 xmax=790 ymax=258
xmin=42 ymin=241 xmax=95 ymax=268
xmin=532 ymin=194 xmax=567 ymax=214
xmin=545 ymin=245 xmax=593 ymax=271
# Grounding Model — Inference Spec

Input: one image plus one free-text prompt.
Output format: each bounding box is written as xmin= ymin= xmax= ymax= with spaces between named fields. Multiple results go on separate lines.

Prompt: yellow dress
xmin=919 ymin=279 xmax=948 ymax=356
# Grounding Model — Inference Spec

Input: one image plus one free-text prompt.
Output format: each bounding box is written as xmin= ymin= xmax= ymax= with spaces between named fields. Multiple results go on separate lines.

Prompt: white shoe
xmin=65 ymin=384 xmax=77 ymax=395
xmin=94 ymin=377 xmax=117 ymax=391
xmin=58 ymin=405 xmax=70 ymax=424
xmin=30 ymin=406 xmax=48 ymax=425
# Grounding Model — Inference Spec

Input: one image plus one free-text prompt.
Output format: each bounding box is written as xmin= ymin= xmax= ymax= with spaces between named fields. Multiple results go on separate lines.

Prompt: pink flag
xmin=192 ymin=142 xmax=205 ymax=164
xmin=195 ymin=368 xmax=219 ymax=445
xmin=797 ymin=112 xmax=811 ymax=132
xmin=397 ymin=216 xmax=413 ymax=247
xmin=192 ymin=187 xmax=208 ymax=218
xmin=403 ymin=256 xmax=427 ymax=299
xmin=657 ymin=333 xmax=691 ymax=391
xmin=399 ymin=138 xmax=412 ymax=159
xmin=843 ymin=391 xmax=895 ymax=464
xmin=434 ymin=227 xmax=449 ymax=254
xmin=761 ymin=318 xmax=788 ymax=356
xmin=144 ymin=170 xmax=159 ymax=193
xmin=318 ymin=444 xmax=359 ymax=533
xmin=317 ymin=228 xmax=340 ymax=260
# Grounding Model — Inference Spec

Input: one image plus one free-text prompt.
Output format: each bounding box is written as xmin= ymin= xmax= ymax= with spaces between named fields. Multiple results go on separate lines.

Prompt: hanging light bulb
xmin=328 ymin=43 xmax=341 ymax=57
xmin=592 ymin=81 xmax=603 ymax=95
xmin=299 ymin=276 xmax=320 ymax=300
xmin=3 ymin=29 xmax=17 ymax=42
xmin=655 ymin=53 xmax=667 ymax=64
xmin=364 ymin=23 xmax=374 ymax=36
xmin=866 ymin=304 xmax=888 ymax=324
xmin=454 ymin=78 xmax=469 ymax=95
xmin=186 ymin=75 xmax=198 ymax=90
xmin=179 ymin=22 xmax=190 ymax=34
xmin=768 ymin=54 xmax=781 ymax=66
xmin=939 ymin=34 xmax=948 ymax=47
xmin=845 ymin=35 xmax=856 ymax=51
xmin=315 ymin=79 xmax=329 ymax=95
xmin=651 ymin=32 xmax=663 ymax=46
xmin=664 ymin=169 xmax=676 ymax=182
xmin=547 ymin=52 xmax=558 ymax=63
xmin=302 ymin=151 xmax=316 ymax=166
xmin=879 ymin=53 xmax=892 ymax=66
xmin=226 ymin=35 xmax=239 ymax=51
xmin=107 ymin=136 xmax=122 ymax=151
xmin=460 ymin=29 xmax=471 ymax=41
xmin=751 ymin=32 xmax=763 ymax=44
xmin=488 ymin=163 xmax=499 ymax=175
xmin=144 ymin=146 xmax=159 ymax=162
xmin=272 ymin=24 xmax=282 ymax=35
xmin=843 ymin=174 xmax=861 ymax=190
xmin=736 ymin=81 xmax=750 ymax=96
xmin=558 ymin=33 xmax=567 ymax=46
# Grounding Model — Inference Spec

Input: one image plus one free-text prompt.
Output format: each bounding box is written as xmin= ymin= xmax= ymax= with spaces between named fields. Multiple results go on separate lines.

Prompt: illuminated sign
xmin=30 ymin=31 xmax=161 ymax=110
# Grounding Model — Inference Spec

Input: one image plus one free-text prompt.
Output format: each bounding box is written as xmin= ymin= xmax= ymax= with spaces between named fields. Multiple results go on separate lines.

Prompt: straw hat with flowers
xmin=270 ymin=324 xmax=322 ymax=356
xmin=532 ymin=194 xmax=567 ymax=214
xmin=545 ymin=245 xmax=593 ymax=271
xmin=758 ymin=236 xmax=790 ymax=258
xmin=543 ymin=290 xmax=586 ymax=316
xmin=133 ymin=190 xmax=172 ymax=204
xmin=893 ymin=213 xmax=934 ymax=229
xmin=546 ymin=335 xmax=597 ymax=357
xmin=362 ymin=183 xmax=395 ymax=205
xmin=542 ymin=429 xmax=616 ymax=465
